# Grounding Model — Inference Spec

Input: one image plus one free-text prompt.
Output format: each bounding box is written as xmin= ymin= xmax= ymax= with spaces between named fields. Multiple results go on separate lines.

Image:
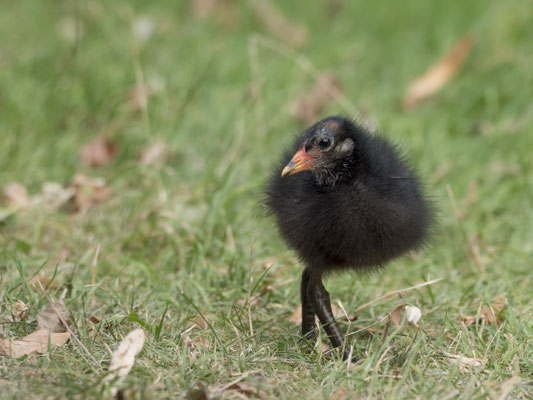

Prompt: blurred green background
xmin=1 ymin=0 xmax=532 ymax=398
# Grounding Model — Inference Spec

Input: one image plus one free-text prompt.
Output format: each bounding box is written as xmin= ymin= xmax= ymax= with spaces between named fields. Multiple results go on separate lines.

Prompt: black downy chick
xmin=265 ymin=116 xmax=433 ymax=361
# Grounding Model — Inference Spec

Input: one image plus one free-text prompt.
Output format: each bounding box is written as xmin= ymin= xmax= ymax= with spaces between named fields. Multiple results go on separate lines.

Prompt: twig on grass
xmin=91 ymin=244 xmax=101 ymax=307
xmin=247 ymin=217 xmax=257 ymax=337
xmin=248 ymin=34 xmax=373 ymax=132
xmin=350 ymin=278 xmax=443 ymax=316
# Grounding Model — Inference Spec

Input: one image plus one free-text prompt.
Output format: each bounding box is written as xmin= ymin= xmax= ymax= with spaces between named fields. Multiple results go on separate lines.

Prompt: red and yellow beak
xmin=281 ymin=146 xmax=313 ymax=177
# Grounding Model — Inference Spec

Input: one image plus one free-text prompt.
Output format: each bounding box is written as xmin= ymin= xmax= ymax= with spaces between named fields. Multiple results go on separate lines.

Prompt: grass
xmin=1 ymin=0 xmax=532 ymax=398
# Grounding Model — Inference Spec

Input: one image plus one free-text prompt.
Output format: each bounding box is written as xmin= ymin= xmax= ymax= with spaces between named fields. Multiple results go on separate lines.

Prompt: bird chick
xmin=265 ymin=116 xmax=433 ymax=361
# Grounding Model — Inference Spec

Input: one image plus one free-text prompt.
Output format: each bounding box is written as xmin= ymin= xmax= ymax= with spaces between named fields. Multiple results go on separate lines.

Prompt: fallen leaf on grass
xmin=29 ymin=274 xmax=61 ymax=292
xmin=32 ymin=182 xmax=76 ymax=211
xmin=0 ymin=329 xmax=70 ymax=357
xmin=329 ymin=386 xmax=346 ymax=400
xmin=460 ymin=295 xmax=507 ymax=326
xmin=251 ymin=0 xmax=308 ymax=47
xmin=440 ymin=350 xmax=485 ymax=372
xmin=128 ymin=72 xmax=167 ymax=111
xmin=139 ymin=140 xmax=170 ymax=166
xmin=390 ymin=304 xmax=406 ymax=327
xmin=27 ymin=175 xmax=111 ymax=213
xmin=237 ymin=279 xmax=293 ymax=310
xmin=187 ymin=382 xmax=209 ymax=400
xmin=403 ymin=36 xmax=474 ymax=109
xmin=390 ymin=304 xmax=422 ymax=328
xmin=80 ymin=136 xmax=119 ymax=167
xmin=2 ymin=182 xmax=30 ymax=208
xmin=129 ymin=84 xmax=152 ymax=111
xmin=103 ymin=329 xmax=146 ymax=396
xmin=237 ymin=294 xmax=261 ymax=310
xmin=186 ymin=312 xmax=214 ymax=348
xmin=487 ymin=161 xmax=522 ymax=177
xmin=290 ymin=73 xmax=342 ymax=124
xmin=225 ymin=382 xmax=266 ymax=399
xmin=192 ymin=312 xmax=213 ymax=331
xmin=192 ymin=0 xmax=239 ymax=29
xmin=289 ymin=303 xmax=302 ymax=324
xmin=36 ymin=301 xmax=69 ymax=333
xmin=192 ymin=0 xmax=218 ymax=18
xmin=71 ymin=173 xmax=112 ymax=212
xmin=0 ymin=300 xmax=71 ymax=357
xmin=9 ymin=300 xmax=30 ymax=322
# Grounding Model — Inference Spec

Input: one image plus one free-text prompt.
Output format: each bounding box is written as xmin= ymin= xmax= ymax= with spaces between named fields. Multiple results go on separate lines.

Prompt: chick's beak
xmin=281 ymin=146 xmax=313 ymax=177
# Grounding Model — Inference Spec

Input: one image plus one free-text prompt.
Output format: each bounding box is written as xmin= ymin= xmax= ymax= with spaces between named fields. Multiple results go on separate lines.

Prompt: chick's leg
xmin=308 ymin=277 xmax=354 ymax=361
xmin=301 ymin=268 xmax=316 ymax=343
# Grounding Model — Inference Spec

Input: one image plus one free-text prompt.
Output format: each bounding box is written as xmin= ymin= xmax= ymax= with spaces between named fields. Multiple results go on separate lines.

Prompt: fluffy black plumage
xmin=265 ymin=116 xmax=433 ymax=360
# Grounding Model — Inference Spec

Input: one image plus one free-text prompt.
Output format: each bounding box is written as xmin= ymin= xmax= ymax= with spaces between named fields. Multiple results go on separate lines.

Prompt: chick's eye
xmin=318 ymin=137 xmax=331 ymax=149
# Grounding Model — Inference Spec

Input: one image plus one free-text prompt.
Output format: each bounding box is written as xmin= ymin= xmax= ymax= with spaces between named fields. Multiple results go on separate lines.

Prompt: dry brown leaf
xmin=237 ymin=295 xmax=261 ymax=310
xmin=329 ymin=386 xmax=346 ymax=400
xmin=238 ymin=279 xmax=293 ymax=310
xmin=183 ymin=334 xmax=209 ymax=350
xmin=192 ymin=0 xmax=238 ymax=28
xmin=56 ymin=248 xmax=70 ymax=263
xmin=2 ymin=182 xmax=30 ymax=208
xmin=32 ymin=182 xmax=75 ymax=210
xmin=36 ymin=301 xmax=69 ymax=333
xmin=441 ymin=350 xmax=484 ymax=372
xmin=403 ymin=36 xmax=474 ymax=109
xmin=226 ymin=382 xmax=266 ymax=399
xmin=387 ymin=303 xmax=422 ymax=328
xmin=188 ymin=382 xmax=209 ymax=400
xmin=23 ymin=174 xmax=111 ymax=214
xmin=71 ymin=173 xmax=112 ymax=211
xmin=29 ymin=274 xmax=61 ymax=292
xmin=290 ymin=73 xmax=342 ymax=124
xmin=80 ymin=136 xmax=119 ymax=167
xmin=0 ymin=329 xmax=70 ymax=357
xmin=490 ymin=295 xmax=508 ymax=312
xmin=459 ymin=315 xmax=478 ymax=325
xmin=103 ymin=329 xmax=146 ymax=396
xmin=10 ymin=300 xmax=30 ymax=322
xmin=129 ymin=84 xmax=152 ymax=111
xmin=251 ymin=0 xmax=308 ymax=47
xmin=289 ymin=303 xmax=302 ymax=324
xmin=460 ymin=295 xmax=507 ymax=326
xmin=192 ymin=312 xmax=212 ymax=330
xmin=326 ymin=0 xmax=345 ymax=15
xmin=192 ymin=0 xmax=234 ymax=18
xmin=192 ymin=0 xmax=218 ymax=18
xmin=487 ymin=161 xmax=521 ymax=176
xmin=139 ymin=140 xmax=169 ymax=166
xmin=390 ymin=304 xmax=407 ymax=328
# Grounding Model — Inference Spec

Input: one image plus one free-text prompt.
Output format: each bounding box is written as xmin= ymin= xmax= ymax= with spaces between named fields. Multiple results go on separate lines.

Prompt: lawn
xmin=1 ymin=0 xmax=532 ymax=398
